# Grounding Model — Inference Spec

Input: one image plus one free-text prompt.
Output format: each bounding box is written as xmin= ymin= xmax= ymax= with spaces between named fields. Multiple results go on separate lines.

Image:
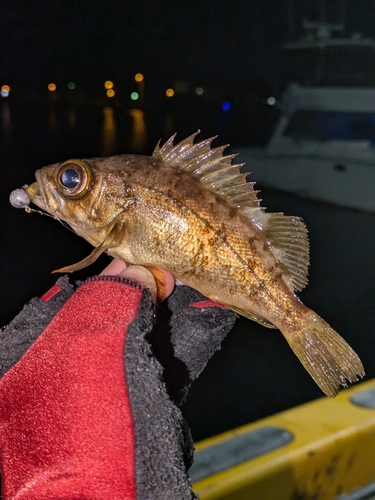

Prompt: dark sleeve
xmin=0 ymin=277 xmax=198 ymax=500
xmin=169 ymin=286 xmax=238 ymax=381
xmin=151 ymin=285 xmax=238 ymax=406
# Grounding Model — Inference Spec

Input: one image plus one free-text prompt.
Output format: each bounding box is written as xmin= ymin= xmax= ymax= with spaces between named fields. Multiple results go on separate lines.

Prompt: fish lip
xmin=31 ymin=192 xmax=47 ymax=211
xmin=33 ymin=170 xmax=48 ymax=210
xmin=33 ymin=169 xmax=62 ymax=216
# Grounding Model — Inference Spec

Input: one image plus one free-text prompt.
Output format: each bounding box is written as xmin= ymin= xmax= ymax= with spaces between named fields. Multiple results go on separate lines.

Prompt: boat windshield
xmin=277 ymin=45 xmax=375 ymax=88
xmin=284 ymin=110 xmax=375 ymax=142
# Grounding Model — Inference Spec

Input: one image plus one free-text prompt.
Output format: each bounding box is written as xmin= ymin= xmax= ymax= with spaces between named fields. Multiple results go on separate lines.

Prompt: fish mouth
xmin=27 ymin=172 xmax=47 ymax=211
xmin=31 ymin=170 xmax=61 ymax=215
xmin=25 ymin=181 xmax=44 ymax=210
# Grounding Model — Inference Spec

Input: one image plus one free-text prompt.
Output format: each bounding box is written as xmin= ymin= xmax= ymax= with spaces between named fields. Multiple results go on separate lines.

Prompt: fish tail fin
xmin=282 ymin=310 xmax=364 ymax=397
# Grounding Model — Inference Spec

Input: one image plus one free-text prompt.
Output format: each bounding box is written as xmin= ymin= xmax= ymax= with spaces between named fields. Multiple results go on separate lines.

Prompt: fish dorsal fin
xmin=153 ymin=132 xmax=309 ymax=292
xmin=263 ymin=214 xmax=309 ymax=292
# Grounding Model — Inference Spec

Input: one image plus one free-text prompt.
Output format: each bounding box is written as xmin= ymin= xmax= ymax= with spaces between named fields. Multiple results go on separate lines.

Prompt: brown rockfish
xmin=10 ymin=132 xmax=364 ymax=396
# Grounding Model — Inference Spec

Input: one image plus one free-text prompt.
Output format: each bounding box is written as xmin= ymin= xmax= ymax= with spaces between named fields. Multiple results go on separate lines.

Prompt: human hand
xmin=100 ymin=258 xmax=175 ymax=303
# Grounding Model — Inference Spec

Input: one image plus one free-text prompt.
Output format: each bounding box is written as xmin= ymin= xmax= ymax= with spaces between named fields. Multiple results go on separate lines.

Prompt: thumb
xmin=119 ymin=266 xmax=158 ymax=303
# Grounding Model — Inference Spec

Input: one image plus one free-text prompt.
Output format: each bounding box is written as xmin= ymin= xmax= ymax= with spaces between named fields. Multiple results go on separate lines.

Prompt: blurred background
xmin=1 ymin=0 xmax=375 ymax=443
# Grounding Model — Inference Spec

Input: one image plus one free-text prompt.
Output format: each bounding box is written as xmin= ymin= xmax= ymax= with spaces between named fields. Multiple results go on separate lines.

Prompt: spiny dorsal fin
xmin=153 ymin=132 xmax=310 ymax=292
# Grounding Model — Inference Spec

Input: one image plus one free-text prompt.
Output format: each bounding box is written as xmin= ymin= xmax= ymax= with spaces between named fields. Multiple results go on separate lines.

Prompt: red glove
xmin=0 ymin=275 xmax=236 ymax=499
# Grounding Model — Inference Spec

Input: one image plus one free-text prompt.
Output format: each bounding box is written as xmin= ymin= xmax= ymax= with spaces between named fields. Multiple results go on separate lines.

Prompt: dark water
xmin=1 ymin=100 xmax=375 ymax=442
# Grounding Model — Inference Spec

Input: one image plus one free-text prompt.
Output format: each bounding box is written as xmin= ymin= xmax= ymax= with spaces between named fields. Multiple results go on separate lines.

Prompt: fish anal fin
xmin=229 ymin=306 xmax=277 ymax=329
xmin=282 ymin=310 xmax=364 ymax=397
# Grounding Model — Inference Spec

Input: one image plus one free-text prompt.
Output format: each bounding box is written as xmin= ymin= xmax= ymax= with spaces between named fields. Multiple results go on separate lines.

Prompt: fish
xmin=10 ymin=132 xmax=364 ymax=397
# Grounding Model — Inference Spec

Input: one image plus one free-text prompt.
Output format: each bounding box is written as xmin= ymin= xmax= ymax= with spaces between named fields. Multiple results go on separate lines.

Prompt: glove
xmin=0 ymin=275 xmax=236 ymax=499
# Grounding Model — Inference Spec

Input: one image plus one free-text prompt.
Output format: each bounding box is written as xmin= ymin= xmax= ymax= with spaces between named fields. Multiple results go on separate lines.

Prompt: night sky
xmin=2 ymin=1 xmax=375 ymax=96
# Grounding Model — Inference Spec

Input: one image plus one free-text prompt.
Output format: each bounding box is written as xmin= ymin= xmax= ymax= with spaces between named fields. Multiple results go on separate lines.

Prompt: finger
xmin=119 ymin=265 xmax=158 ymax=302
xmin=100 ymin=258 xmax=127 ymax=276
xmin=162 ymin=269 xmax=176 ymax=300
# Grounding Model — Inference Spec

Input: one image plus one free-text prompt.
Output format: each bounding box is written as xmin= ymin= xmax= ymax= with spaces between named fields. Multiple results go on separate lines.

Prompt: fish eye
xmin=56 ymin=160 xmax=91 ymax=198
xmin=61 ymin=168 xmax=80 ymax=188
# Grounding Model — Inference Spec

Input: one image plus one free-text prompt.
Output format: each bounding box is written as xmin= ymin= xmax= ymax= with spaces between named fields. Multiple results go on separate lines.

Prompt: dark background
xmin=1 ymin=0 xmax=375 ymax=442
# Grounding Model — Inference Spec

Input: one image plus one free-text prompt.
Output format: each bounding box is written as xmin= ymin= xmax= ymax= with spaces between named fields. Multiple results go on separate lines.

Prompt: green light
xmin=130 ymin=92 xmax=139 ymax=101
xmin=68 ymin=82 xmax=75 ymax=90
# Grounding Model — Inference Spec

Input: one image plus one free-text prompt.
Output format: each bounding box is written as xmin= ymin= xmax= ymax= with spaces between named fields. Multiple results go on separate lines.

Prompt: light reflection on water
xmin=102 ymin=106 xmax=117 ymax=156
xmin=48 ymin=109 xmax=58 ymax=133
xmin=0 ymin=100 xmax=267 ymax=163
xmin=128 ymin=108 xmax=147 ymax=153
xmin=67 ymin=108 xmax=76 ymax=129
xmin=1 ymin=103 xmax=12 ymax=134
xmin=0 ymin=103 xmax=152 ymax=158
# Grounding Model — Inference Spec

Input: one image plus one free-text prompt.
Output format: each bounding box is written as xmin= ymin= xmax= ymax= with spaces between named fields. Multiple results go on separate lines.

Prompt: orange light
xmin=104 ymin=80 xmax=114 ymax=90
xmin=135 ymin=73 xmax=144 ymax=82
xmin=166 ymin=88 xmax=174 ymax=97
xmin=107 ymin=89 xmax=115 ymax=98
xmin=2 ymin=85 xmax=10 ymax=92
xmin=48 ymin=83 xmax=57 ymax=91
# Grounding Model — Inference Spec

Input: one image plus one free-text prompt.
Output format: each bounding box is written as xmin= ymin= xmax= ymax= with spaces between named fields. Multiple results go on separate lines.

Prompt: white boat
xmin=237 ymin=32 xmax=375 ymax=212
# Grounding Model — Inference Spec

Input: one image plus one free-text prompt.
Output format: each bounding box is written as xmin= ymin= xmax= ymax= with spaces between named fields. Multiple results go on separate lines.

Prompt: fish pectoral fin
xmin=230 ymin=306 xmax=277 ymax=328
xmin=282 ymin=310 xmax=365 ymax=397
xmin=52 ymin=222 xmax=124 ymax=273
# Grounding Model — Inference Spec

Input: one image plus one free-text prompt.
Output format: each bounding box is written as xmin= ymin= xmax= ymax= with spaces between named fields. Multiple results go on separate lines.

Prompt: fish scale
xmin=9 ymin=132 xmax=365 ymax=397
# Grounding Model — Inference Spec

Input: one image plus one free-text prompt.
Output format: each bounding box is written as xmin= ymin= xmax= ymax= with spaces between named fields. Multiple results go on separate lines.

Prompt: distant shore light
xmin=68 ymin=82 xmax=76 ymax=90
xmin=107 ymin=89 xmax=115 ymax=98
xmin=48 ymin=83 xmax=57 ymax=91
xmin=105 ymin=80 xmax=114 ymax=90
xmin=222 ymin=101 xmax=230 ymax=111
xmin=195 ymin=87 xmax=204 ymax=96
xmin=131 ymin=92 xmax=139 ymax=101
xmin=1 ymin=85 xmax=10 ymax=98
xmin=135 ymin=73 xmax=144 ymax=82
xmin=166 ymin=88 xmax=174 ymax=97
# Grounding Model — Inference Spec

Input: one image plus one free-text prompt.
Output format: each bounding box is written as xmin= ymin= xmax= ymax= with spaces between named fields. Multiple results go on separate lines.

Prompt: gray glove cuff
xmin=0 ymin=276 xmax=74 ymax=379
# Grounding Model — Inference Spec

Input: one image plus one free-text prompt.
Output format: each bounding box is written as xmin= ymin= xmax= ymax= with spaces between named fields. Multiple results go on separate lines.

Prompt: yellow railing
xmin=192 ymin=379 xmax=375 ymax=500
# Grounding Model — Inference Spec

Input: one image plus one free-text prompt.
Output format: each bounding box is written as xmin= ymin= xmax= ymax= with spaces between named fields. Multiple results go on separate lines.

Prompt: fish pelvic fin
xmin=52 ymin=221 xmax=126 ymax=273
xmin=52 ymin=243 xmax=106 ymax=273
xmin=282 ymin=310 xmax=364 ymax=397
